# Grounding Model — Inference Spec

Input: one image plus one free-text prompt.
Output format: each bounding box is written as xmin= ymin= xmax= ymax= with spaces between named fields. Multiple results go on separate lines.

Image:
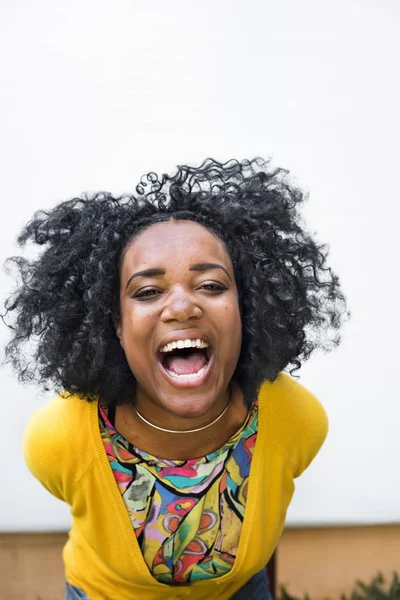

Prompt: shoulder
xmin=259 ymin=371 xmax=328 ymax=428
xmin=23 ymin=393 xmax=95 ymax=501
xmin=24 ymin=392 xmax=91 ymax=452
xmin=258 ymin=372 xmax=329 ymax=477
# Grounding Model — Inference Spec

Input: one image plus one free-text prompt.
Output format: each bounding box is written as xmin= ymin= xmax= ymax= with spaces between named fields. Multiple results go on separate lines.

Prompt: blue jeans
xmin=65 ymin=583 xmax=90 ymax=599
xmin=65 ymin=569 xmax=271 ymax=599
xmin=230 ymin=568 xmax=271 ymax=599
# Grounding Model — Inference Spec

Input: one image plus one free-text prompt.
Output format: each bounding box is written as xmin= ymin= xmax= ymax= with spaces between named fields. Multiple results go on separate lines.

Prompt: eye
xmin=133 ymin=288 xmax=160 ymax=299
xmin=198 ymin=282 xmax=227 ymax=292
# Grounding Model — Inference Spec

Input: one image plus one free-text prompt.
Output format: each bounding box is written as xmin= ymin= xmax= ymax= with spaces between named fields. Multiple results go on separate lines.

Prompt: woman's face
xmin=115 ymin=220 xmax=242 ymax=419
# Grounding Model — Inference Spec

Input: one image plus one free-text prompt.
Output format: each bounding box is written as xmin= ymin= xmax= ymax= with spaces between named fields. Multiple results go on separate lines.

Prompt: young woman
xmin=3 ymin=158 xmax=347 ymax=600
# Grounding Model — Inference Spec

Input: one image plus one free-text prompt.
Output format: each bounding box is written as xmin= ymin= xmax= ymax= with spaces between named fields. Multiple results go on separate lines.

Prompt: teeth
xmin=159 ymin=338 xmax=209 ymax=353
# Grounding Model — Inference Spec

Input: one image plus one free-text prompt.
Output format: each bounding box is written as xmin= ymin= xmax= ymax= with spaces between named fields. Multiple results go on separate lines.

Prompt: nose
xmin=161 ymin=287 xmax=202 ymax=323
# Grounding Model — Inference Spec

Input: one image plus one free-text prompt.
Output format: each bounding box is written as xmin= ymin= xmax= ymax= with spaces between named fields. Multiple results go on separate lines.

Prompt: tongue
xmin=165 ymin=350 xmax=208 ymax=375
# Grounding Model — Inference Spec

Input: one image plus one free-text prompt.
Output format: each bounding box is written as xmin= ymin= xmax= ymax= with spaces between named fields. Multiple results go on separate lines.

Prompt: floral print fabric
xmin=99 ymin=401 xmax=258 ymax=584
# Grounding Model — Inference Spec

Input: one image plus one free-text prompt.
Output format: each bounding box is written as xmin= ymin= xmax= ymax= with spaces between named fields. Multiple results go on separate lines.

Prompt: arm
xmin=23 ymin=401 xmax=68 ymax=501
xmin=281 ymin=374 xmax=329 ymax=478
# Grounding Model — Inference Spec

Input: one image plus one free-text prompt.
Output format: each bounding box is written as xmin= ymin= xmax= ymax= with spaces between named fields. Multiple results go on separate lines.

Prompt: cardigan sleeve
xmin=22 ymin=394 xmax=89 ymax=504
xmin=289 ymin=379 xmax=328 ymax=478
xmin=273 ymin=373 xmax=329 ymax=479
xmin=292 ymin=393 xmax=328 ymax=478
xmin=23 ymin=404 xmax=66 ymax=501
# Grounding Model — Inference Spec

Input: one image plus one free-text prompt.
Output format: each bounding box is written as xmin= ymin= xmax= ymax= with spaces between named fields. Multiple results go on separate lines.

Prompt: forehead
xmin=121 ymin=220 xmax=232 ymax=272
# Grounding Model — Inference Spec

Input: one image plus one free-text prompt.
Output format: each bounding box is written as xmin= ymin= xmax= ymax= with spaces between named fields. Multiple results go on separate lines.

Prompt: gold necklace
xmin=133 ymin=389 xmax=231 ymax=434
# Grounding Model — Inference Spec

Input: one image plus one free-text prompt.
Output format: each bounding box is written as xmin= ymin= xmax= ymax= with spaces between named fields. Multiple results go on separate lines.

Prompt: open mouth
xmin=158 ymin=338 xmax=213 ymax=385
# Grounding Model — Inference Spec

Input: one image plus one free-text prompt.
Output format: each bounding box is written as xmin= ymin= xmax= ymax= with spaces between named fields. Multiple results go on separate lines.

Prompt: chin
xmin=159 ymin=390 xmax=219 ymax=419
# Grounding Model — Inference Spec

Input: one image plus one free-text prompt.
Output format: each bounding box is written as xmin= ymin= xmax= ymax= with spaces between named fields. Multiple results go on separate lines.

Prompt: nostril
xmin=161 ymin=292 xmax=202 ymax=321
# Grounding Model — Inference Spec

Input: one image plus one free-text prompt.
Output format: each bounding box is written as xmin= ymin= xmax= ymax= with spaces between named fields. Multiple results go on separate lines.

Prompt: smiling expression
xmin=115 ymin=220 xmax=242 ymax=420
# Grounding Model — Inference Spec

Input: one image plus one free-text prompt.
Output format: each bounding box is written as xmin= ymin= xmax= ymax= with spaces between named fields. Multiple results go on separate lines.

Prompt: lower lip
xmin=157 ymin=354 xmax=214 ymax=389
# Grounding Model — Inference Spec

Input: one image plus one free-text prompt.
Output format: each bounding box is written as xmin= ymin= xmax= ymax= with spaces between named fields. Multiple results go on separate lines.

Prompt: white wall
xmin=0 ymin=0 xmax=399 ymax=532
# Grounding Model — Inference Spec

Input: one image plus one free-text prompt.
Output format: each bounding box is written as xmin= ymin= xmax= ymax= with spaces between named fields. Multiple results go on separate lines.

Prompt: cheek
xmin=119 ymin=304 xmax=153 ymax=355
xmin=220 ymin=302 xmax=242 ymax=352
xmin=119 ymin=322 xmax=152 ymax=380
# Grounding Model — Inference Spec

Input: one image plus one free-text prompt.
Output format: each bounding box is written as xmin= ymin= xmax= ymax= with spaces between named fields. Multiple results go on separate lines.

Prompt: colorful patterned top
xmin=98 ymin=401 xmax=258 ymax=585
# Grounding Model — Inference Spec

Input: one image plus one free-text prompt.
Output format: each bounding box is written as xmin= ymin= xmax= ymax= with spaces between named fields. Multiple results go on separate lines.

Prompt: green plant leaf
xmin=277 ymin=571 xmax=400 ymax=600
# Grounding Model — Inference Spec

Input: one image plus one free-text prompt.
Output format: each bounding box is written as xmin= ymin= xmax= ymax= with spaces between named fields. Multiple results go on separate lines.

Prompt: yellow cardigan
xmin=23 ymin=373 xmax=328 ymax=600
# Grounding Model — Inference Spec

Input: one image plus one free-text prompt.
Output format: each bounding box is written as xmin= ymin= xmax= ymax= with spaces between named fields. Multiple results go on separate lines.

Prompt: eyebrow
xmin=125 ymin=262 xmax=231 ymax=291
xmin=125 ymin=268 xmax=166 ymax=290
xmin=189 ymin=263 xmax=232 ymax=280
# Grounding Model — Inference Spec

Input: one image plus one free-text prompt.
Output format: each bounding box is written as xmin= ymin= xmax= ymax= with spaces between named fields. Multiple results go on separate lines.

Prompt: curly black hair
xmin=2 ymin=158 xmax=348 ymax=406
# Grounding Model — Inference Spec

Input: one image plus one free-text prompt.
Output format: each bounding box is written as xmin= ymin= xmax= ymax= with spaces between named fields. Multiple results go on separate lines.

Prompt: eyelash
xmin=134 ymin=289 xmax=159 ymax=299
xmin=199 ymin=283 xmax=226 ymax=291
xmin=134 ymin=283 xmax=226 ymax=299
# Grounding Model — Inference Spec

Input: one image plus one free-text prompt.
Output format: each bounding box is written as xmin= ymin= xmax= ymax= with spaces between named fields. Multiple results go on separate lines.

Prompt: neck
xmin=115 ymin=383 xmax=249 ymax=460
xmin=133 ymin=388 xmax=232 ymax=434
xmin=134 ymin=385 xmax=233 ymax=434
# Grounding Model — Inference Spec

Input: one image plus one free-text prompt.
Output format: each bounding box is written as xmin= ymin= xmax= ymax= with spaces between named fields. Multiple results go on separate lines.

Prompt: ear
xmin=113 ymin=316 xmax=124 ymax=348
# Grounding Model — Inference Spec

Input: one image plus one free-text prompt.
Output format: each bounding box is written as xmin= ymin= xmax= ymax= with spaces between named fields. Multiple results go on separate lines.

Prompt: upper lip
xmin=156 ymin=329 xmax=212 ymax=354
